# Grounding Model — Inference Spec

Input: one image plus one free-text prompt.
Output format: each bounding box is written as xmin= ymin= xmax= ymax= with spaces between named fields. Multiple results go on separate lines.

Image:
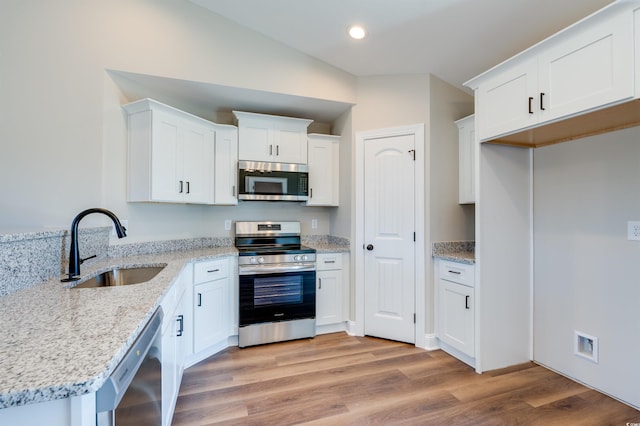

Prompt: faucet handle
xmin=80 ymin=254 xmax=97 ymax=265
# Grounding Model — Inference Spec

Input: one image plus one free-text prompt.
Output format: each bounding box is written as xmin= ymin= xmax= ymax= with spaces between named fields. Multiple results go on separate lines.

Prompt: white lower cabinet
xmin=436 ymin=259 xmax=475 ymax=365
xmin=316 ymin=253 xmax=348 ymax=329
xmin=192 ymin=258 xmax=232 ymax=354
xmin=161 ymin=264 xmax=192 ymax=426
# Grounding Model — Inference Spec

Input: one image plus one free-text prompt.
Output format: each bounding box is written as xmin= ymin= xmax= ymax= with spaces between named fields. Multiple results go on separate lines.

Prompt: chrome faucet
xmin=61 ymin=208 xmax=127 ymax=282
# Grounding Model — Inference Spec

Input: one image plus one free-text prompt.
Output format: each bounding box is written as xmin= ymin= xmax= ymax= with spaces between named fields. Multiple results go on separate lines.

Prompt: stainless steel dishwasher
xmin=96 ymin=307 xmax=163 ymax=426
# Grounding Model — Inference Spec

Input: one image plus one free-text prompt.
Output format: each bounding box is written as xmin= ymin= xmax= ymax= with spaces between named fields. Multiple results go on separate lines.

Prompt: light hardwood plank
xmin=172 ymin=333 xmax=640 ymax=425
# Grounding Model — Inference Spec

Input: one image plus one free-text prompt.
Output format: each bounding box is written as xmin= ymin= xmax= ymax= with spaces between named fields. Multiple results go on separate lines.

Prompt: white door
xmin=363 ymin=133 xmax=416 ymax=343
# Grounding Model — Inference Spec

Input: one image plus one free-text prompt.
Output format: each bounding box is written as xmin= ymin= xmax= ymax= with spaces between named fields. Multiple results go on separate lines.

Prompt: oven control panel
xmin=239 ymin=252 xmax=316 ymax=266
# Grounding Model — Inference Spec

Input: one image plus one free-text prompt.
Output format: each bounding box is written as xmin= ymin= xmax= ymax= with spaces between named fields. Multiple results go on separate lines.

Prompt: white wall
xmin=0 ymin=0 xmax=355 ymax=238
xmin=533 ymin=127 xmax=640 ymax=408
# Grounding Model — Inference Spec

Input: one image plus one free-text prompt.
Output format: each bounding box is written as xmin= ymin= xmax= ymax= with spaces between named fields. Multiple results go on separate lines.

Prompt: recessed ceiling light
xmin=348 ymin=25 xmax=366 ymax=40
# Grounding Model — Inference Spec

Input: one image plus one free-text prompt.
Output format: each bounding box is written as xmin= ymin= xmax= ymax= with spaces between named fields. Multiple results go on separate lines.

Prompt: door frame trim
xmin=354 ymin=124 xmax=426 ymax=347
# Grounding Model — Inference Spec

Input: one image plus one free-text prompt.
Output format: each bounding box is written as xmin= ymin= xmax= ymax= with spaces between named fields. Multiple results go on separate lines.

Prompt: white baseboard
xmin=438 ymin=339 xmax=476 ymax=369
xmin=346 ymin=320 xmax=358 ymax=336
xmin=316 ymin=322 xmax=348 ymax=335
xmin=423 ymin=333 xmax=440 ymax=351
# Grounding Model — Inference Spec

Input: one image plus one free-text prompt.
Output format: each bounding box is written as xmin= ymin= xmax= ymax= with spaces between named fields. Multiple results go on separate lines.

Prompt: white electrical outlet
xmin=627 ymin=221 xmax=640 ymax=240
xmin=311 ymin=219 xmax=318 ymax=229
xmin=224 ymin=219 xmax=232 ymax=231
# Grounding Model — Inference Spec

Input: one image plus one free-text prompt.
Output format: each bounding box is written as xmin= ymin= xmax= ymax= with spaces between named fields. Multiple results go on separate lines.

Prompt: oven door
xmin=239 ymin=268 xmax=316 ymax=326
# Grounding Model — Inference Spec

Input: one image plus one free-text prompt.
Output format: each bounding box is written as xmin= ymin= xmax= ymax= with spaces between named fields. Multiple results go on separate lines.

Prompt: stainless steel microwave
xmin=238 ymin=161 xmax=309 ymax=201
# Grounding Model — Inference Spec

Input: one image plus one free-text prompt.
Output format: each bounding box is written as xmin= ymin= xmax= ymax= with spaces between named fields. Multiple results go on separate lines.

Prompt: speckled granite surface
xmin=0 ymin=231 xmax=348 ymax=410
xmin=432 ymin=241 xmax=475 ymax=264
xmin=0 ymin=246 xmax=236 ymax=409
xmin=0 ymin=227 xmax=114 ymax=296
xmin=303 ymin=235 xmax=350 ymax=253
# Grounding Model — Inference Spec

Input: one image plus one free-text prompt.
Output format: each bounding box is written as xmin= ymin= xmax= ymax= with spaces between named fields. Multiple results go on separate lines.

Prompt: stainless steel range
xmin=235 ymin=221 xmax=316 ymax=347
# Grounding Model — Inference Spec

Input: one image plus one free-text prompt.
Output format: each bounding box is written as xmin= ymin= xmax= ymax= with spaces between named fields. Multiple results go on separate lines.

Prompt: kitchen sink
xmin=73 ymin=265 xmax=166 ymax=289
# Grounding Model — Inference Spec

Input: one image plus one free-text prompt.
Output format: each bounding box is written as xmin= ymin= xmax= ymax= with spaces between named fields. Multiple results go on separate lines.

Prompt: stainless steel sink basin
xmin=73 ymin=266 xmax=165 ymax=289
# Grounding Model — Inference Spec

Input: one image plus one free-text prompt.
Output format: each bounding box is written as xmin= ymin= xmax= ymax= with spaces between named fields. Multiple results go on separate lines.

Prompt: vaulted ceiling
xmin=189 ymin=0 xmax=614 ymax=90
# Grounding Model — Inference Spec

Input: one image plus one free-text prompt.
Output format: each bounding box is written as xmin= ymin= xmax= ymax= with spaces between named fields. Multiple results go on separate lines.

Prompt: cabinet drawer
xmin=439 ymin=260 xmax=475 ymax=287
xmin=194 ymin=258 xmax=228 ymax=284
xmin=316 ymin=253 xmax=343 ymax=271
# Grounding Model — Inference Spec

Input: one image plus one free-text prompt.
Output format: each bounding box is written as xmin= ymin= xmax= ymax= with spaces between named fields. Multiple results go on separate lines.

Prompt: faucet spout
xmin=61 ymin=208 xmax=127 ymax=282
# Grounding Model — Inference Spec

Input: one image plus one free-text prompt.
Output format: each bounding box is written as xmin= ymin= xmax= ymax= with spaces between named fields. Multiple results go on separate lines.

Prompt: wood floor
xmin=172 ymin=333 xmax=640 ymax=425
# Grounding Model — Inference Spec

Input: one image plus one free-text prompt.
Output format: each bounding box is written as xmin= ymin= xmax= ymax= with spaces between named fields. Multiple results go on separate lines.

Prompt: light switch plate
xmin=224 ymin=219 xmax=232 ymax=231
xmin=627 ymin=221 xmax=640 ymax=240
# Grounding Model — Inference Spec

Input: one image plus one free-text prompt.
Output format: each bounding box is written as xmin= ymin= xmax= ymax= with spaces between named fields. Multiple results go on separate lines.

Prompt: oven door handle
xmin=239 ymin=264 xmax=316 ymax=275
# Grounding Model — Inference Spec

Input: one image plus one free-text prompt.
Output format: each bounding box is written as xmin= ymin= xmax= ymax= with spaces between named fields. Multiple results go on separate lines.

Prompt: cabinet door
xmin=438 ymin=280 xmax=474 ymax=357
xmin=151 ymin=110 xmax=184 ymax=202
xmin=456 ymin=116 xmax=475 ymax=204
xmin=237 ymin=122 xmax=272 ymax=162
xmin=193 ymin=277 xmax=230 ymax=353
xmin=316 ymin=269 xmax=343 ymax=326
xmin=182 ymin=118 xmax=214 ymax=204
xmin=273 ymin=125 xmax=308 ymax=164
xmin=307 ymin=135 xmax=339 ymax=206
xmin=476 ymin=59 xmax=538 ymax=142
xmin=161 ymin=295 xmax=184 ymax=426
xmin=235 ymin=111 xmax=312 ymax=163
xmin=538 ymin=11 xmax=633 ymax=124
xmin=214 ymin=126 xmax=238 ymax=205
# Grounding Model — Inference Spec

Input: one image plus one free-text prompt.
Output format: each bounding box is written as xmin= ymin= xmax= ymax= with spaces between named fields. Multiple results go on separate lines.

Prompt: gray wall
xmin=428 ymin=75 xmax=475 ymax=242
xmin=426 ymin=75 xmax=474 ymax=335
xmin=0 ymin=0 xmax=355 ymax=239
xmin=533 ymin=126 xmax=640 ymax=408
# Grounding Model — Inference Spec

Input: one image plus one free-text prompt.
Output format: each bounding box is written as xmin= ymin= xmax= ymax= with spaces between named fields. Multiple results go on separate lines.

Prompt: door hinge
xmin=413 ymin=313 xmax=416 ymax=324
xmin=408 ymin=149 xmax=415 ymax=161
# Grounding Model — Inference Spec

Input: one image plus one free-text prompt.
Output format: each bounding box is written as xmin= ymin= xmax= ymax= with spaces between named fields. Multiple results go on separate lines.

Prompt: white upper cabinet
xmin=125 ymin=99 xmax=215 ymax=204
xmin=213 ymin=124 xmax=238 ymax=205
xmin=476 ymin=60 xmax=538 ymax=142
xmin=234 ymin=110 xmax=312 ymax=164
xmin=306 ymin=134 xmax=340 ymax=206
xmin=470 ymin=2 xmax=636 ymax=145
xmin=455 ymin=115 xmax=475 ymax=204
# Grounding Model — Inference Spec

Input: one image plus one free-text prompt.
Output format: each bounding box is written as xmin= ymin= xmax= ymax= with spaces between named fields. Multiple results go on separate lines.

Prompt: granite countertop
xmin=0 ymin=246 xmax=237 ymax=410
xmin=303 ymin=235 xmax=350 ymax=253
xmin=432 ymin=241 xmax=475 ymax=265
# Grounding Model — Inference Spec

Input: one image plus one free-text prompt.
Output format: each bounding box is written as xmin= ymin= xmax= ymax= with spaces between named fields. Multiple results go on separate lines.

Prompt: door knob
xmin=366 ymin=244 xmax=374 ymax=251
